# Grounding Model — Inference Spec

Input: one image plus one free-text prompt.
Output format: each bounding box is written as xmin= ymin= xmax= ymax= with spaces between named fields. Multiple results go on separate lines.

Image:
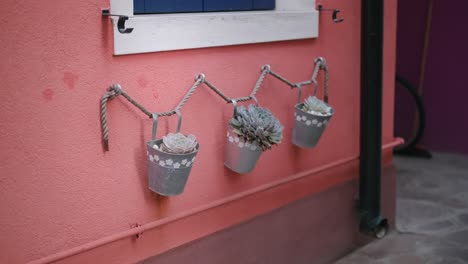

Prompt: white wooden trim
xmin=110 ymin=0 xmax=319 ymax=55
xmin=110 ymin=0 xmax=133 ymax=17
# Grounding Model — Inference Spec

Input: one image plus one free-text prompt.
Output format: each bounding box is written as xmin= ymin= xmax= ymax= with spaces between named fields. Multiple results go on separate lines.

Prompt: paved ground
xmin=335 ymin=153 xmax=468 ymax=264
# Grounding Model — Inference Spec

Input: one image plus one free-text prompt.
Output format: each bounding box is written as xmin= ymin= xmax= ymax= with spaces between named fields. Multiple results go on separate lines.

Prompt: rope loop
xmin=109 ymin=84 xmax=123 ymax=97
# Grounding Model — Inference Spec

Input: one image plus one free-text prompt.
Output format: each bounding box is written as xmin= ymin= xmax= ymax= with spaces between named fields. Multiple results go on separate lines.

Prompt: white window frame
xmin=110 ymin=0 xmax=319 ymax=55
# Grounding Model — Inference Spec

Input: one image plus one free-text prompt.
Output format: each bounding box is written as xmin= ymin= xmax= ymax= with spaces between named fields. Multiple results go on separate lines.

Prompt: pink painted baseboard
xmin=141 ymin=165 xmax=396 ymax=264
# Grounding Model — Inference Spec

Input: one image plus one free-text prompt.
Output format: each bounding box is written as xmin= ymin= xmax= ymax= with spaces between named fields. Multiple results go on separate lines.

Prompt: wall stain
xmin=63 ymin=72 xmax=79 ymax=89
xmin=152 ymin=89 xmax=159 ymax=100
xmin=42 ymin=88 xmax=54 ymax=101
xmin=137 ymin=75 xmax=148 ymax=88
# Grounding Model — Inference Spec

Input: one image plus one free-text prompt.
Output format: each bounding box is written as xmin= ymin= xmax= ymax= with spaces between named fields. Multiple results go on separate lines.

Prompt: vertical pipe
xmin=359 ymin=0 xmax=388 ymax=238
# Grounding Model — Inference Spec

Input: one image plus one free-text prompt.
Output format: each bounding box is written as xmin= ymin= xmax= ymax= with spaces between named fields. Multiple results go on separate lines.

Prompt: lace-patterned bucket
xmin=224 ymin=100 xmax=263 ymax=174
xmin=146 ymin=111 xmax=199 ymax=196
xmin=292 ymin=83 xmax=334 ymax=148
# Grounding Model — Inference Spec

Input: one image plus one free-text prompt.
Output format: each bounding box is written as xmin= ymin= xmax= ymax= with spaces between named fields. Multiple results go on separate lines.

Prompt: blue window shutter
xmin=253 ymin=0 xmax=275 ymax=10
xmin=144 ymin=0 xmax=203 ymax=13
xmin=204 ymin=0 xmax=253 ymax=12
xmin=135 ymin=0 xmax=274 ymax=13
xmin=134 ymin=0 xmax=145 ymax=14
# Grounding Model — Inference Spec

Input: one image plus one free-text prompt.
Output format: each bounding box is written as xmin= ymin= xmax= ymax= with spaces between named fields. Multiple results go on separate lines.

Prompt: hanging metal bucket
xmin=146 ymin=110 xmax=199 ymax=196
xmin=292 ymin=82 xmax=334 ymax=148
xmin=224 ymin=100 xmax=263 ymax=174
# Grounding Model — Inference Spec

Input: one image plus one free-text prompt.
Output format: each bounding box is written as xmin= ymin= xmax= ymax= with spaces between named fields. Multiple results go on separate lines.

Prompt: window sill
xmin=111 ymin=9 xmax=319 ymax=55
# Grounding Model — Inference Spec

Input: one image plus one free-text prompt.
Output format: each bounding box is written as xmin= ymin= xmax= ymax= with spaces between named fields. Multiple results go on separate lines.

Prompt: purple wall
xmin=395 ymin=0 xmax=430 ymax=143
xmin=421 ymin=0 xmax=468 ymax=155
xmin=396 ymin=0 xmax=468 ymax=155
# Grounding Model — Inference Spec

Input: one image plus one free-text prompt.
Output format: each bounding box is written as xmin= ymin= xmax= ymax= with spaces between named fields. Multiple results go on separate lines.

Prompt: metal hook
xmin=196 ymin=73 xmax=206 ymax=82
xmin=318 ymin=5 xmax=344 ymax=23
xmin=261 ymin=64 xmax=272 ymax=73
xmin=102 ymin=9 xmax=134 ymax=34
xmin=315 ymin=57 xmax=326 ymax=65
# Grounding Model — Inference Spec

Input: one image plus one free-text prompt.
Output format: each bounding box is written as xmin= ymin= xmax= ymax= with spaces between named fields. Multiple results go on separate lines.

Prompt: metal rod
xmin=203 ymin=79 xmax=231 ymax=103
xmin=268 ymin=70 xmax=296 ymax=88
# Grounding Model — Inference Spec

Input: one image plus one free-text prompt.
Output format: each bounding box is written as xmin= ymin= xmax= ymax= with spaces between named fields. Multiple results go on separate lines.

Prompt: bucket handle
xmin=312 ymin=79 xmax=319 ymax=98
xmin=250 ymin=96 xmax=259 ymax=106
xmin=151 ymin=110 xmax=183 ymax=141
xmin=151 ymin=113 xmax=159 ymax=141
xmin=231 ymin=99 xmax=238 ymax=117
xmin=300 ymin=58 xmax=329 ymax=104
xmin=299 ymin=76 xmax=329 ymax=104
xmin=296 ymin=80 xmax=319 ymax=105
xmin=296 ymin=84 xmax=303 ymax=104
xmin=175 ymin=109 xmax=182 ymax=133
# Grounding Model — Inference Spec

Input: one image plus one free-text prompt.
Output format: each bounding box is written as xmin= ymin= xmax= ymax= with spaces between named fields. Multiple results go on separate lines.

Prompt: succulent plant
xmin=229 ymin=104 xmax=284 ymax=151
xmin=302 ymin=96 xmax=332 ymax=116
xmin=155 ymin=133 xmax=198 ymax=154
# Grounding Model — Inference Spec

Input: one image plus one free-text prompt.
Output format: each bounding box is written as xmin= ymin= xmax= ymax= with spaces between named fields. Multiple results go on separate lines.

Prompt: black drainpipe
xmin=359 ymin=0 xmax=389 ymax=238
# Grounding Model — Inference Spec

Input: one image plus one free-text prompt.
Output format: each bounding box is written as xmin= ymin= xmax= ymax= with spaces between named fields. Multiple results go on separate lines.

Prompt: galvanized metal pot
xmin=224 ymin=129 xmax=262 ymax=174
xmin=293 ymin=104 xmax=334 ymax=148
xmin=224 ymin=100 xmax=263 ymax=174
xmin=292 ymin=83 xmax=334 ymax=148
xmin=146 ymin=111 xmax=199 ymax=196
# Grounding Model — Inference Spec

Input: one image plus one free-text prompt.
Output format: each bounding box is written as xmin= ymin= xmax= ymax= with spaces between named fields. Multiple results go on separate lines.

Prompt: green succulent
xmin=229 ymin=104 xmax=284 ymax=151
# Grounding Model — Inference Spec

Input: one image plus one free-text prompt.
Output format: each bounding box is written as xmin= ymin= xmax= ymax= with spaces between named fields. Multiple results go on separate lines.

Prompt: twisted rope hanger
xmin=100 ymin=57 xmax=329 ymax=151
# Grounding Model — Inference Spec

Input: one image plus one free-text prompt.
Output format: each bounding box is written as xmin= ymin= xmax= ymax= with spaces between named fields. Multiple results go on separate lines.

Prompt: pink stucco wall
xmin=0 ymin=0 xmax=397 ymax=263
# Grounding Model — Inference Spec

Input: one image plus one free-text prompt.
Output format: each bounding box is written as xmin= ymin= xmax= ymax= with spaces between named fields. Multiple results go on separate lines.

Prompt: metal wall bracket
xmin=318 ymin=5 xmax=344 ymax=23
xmin=131 ymin=223 xmax=144 ymax=239
xmin=102 ymin=9 xmax=134 ymax=34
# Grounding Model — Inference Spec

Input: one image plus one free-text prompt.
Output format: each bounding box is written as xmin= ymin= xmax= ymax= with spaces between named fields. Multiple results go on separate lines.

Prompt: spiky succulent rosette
xmin=229 ymin=104 xmax=284 ymax=151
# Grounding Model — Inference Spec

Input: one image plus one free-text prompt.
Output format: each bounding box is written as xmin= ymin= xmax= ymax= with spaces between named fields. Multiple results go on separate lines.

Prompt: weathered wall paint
xmin=0 ymin=0 xmax=397 ymax=263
